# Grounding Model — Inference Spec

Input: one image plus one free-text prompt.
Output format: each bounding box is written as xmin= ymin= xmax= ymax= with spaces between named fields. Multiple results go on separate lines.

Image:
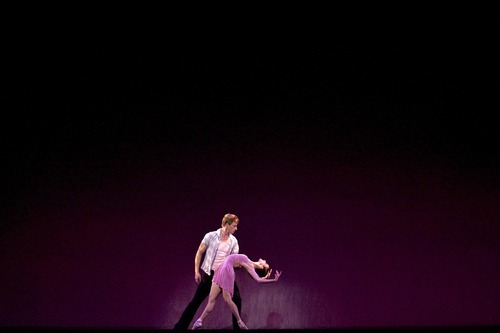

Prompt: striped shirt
xmin=200 ymin=228 xmax=239 ymax=275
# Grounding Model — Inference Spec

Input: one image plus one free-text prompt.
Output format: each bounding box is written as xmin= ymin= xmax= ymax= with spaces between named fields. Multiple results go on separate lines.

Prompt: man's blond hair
xmin=222 ymin=213 xmax=239 ymax=226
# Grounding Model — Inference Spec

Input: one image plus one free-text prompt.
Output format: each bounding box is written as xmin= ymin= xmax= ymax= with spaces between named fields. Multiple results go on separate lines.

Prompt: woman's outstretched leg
xmin=192 ymin=283 xmax=221 ymax=329
xmin=222 ymin=290 xmax=248 ymax=329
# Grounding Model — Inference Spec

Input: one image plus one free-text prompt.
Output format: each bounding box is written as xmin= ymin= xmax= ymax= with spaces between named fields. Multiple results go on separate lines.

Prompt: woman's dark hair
xmin=255 ymin=267 xmax=269 ymax=278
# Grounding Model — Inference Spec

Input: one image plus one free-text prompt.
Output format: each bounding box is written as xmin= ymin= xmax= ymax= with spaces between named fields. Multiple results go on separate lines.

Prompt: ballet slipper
xmin=237 ymin=320 xmax=248 ymax=330
xmin=191 ymin=318 xmax=203 ymax=330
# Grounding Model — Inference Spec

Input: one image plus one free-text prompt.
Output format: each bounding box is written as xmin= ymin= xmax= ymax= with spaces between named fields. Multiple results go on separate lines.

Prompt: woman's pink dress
xmin=213 ymin=254 xmax=251 ymax=296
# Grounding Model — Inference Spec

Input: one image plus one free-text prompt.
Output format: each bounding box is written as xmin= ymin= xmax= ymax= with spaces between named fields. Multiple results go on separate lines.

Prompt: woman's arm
xmin=241 ymin=262 xmax=281 ymax=283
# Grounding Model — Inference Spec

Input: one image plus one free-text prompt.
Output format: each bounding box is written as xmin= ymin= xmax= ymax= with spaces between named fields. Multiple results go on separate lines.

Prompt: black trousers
xmin=173 ymin=270 xmax=242 ymax=330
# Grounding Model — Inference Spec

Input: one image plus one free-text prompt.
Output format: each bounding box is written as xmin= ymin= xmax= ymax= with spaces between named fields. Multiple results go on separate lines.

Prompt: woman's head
xmin=255 ymin=258 xmax=270 ymax=277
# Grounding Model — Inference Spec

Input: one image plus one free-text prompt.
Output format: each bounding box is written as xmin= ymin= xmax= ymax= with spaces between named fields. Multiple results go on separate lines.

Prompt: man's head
xmin=221 ymin=213 xmax=239 ymax=235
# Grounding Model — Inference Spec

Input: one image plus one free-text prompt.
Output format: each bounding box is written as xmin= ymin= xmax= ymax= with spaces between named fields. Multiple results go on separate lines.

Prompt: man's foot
xmin=237 ymin=320 xmax=248 ymax=330
xmin=191 ymin=318 xmax=203 ymax=330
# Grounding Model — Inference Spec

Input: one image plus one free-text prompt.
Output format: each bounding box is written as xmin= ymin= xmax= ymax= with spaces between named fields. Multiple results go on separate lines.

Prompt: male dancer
xmin=173 ymin=213 xmax=242 ymax=330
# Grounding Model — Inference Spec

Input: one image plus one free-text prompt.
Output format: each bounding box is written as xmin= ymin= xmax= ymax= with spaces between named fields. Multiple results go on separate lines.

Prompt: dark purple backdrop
xmin=2 ymin=2 xmax=499 ymax=329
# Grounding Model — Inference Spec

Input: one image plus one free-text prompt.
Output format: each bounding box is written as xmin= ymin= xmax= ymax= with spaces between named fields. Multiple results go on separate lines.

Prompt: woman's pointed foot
xmin=191 ymin=318 xmax=203 ymax=330
xmin=237 ymin=320 xmax=248 ymax=330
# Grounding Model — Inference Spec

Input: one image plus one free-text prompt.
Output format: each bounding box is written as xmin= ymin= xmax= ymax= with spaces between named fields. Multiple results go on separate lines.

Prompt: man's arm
xmin=232 ymin=239 xmax=239 ymax=254
xmin=194 ymin=242 xmax=207 ymax=284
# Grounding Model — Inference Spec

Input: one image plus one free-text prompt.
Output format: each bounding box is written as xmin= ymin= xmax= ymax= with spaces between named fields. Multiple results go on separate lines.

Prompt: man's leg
xmin=231 ymin=281 xmax=242 ymax=330
xmin=173 ymin=272 xmax=213 ymax=330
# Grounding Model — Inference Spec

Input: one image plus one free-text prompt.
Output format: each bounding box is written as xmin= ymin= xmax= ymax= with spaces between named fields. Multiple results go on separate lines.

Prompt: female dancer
xmin=192 ymin=253 xmax=282 ymax=330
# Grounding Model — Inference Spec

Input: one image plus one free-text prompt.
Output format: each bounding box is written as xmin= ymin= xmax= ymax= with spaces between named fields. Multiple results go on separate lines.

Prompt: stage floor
xmin=1 ymin=327 xmax=499 ymax=333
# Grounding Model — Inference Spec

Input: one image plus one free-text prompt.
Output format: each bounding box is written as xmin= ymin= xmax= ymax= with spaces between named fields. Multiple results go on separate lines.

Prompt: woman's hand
xmin=273 ymin=270 xmax=282 ymax=281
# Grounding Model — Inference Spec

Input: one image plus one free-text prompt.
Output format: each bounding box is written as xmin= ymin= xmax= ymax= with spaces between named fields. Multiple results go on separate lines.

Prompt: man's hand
xmin=194 ymin=242 xmax=206 ymax=284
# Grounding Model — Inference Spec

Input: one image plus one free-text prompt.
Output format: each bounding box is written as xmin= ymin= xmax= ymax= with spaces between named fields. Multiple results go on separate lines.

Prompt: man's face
xmin=226 ymin=222 xmax=238 ymax=235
